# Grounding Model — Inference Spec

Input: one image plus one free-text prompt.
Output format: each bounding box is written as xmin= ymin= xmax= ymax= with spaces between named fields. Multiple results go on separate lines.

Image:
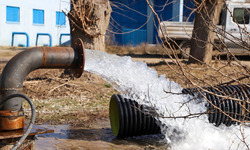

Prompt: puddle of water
xmin=35 ymin=119 xmax=168 ymax=150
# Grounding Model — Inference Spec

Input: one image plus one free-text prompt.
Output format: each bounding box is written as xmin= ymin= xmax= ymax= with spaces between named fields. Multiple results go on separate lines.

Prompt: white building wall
xmin=0 ymin=0 xmax=71 ymax=47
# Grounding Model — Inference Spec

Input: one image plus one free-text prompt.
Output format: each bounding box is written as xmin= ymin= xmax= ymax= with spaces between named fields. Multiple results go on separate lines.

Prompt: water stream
xmin=83 ymin=49 xmax=250 ymax=150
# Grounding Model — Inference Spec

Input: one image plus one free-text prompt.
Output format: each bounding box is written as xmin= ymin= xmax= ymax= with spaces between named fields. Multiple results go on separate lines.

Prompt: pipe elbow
xmin=0 ymin=48 xmax=44 ymax=110
xmin=0 ymin=38 xmax=85 ymax=111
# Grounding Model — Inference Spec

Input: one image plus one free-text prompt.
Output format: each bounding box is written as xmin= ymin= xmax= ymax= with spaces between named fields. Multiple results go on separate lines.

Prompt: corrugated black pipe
xmin=109 ymin=94 xmax=161 ymax=138
xmin=182 ymin=85 xmax=250 ymax=126
xmin=110 ymin=85 xmax=250 ymax=138
xmin=0 ymin=38 xmax=85 ymax=111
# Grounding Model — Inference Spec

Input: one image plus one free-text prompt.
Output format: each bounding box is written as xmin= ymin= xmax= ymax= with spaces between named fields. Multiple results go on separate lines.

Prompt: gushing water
xmin=85 ymin=49 xmax=250 ymax=150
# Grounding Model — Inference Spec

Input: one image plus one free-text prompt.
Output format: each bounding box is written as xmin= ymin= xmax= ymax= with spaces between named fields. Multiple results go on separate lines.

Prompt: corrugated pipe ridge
xmin=109 ymin=94 xmax=161 ymax=138
xmin=182 ymin=85 xmax=250 ymax=127
xmin=110 ymin=85 xmax=250 ymax=138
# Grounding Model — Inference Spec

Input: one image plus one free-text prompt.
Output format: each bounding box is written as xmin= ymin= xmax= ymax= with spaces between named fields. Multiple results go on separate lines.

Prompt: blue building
xmin=109 ymin=0 xmax=195 ymax=46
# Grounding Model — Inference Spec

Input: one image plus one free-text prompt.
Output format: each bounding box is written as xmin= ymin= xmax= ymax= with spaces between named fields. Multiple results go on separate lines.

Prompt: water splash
xmin=84 ymin=49 xmax=250 ymax=150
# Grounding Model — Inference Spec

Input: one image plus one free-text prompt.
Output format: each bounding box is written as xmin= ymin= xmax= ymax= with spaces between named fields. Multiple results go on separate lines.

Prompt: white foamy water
xmin=84 ymin=49 xmax=250 ymax=150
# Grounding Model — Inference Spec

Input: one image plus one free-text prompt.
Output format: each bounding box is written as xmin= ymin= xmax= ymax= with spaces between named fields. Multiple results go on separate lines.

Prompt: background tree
xmin=188 ymin=0 xmax=224 ymax=64
xmin=67 ymin=0 xmax=112 ymax=51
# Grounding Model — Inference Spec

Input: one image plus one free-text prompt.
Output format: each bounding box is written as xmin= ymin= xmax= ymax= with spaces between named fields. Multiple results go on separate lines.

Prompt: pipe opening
xmin=109 ymin=95 xmax=120 ymax=136
xmin=109 ymin=94 xmax=161 ymax=138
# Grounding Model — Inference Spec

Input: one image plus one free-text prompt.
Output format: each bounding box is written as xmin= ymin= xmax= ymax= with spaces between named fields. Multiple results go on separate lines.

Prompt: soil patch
xmin=22 ymin=69 xmax=118 ymax=124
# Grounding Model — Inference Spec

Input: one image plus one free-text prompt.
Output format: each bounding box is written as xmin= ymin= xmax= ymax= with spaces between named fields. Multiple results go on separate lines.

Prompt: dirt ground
xmin=1 ymin=46 xmax=250 ymax=125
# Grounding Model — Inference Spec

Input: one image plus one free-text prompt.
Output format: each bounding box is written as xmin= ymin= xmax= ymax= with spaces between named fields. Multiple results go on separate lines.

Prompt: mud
xmin=35 ymin=119 xmax=168 ymax=150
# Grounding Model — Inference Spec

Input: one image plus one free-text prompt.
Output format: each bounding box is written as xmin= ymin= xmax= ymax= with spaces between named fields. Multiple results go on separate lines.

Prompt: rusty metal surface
xmin=0 ymin=125 xmax=54 ymax=140
xmin=0 ymin=110 xmax=24 ymax=117
xmin=42 ymin=46 xmax=78 ymax=68
xmin=0 ymin=110 xmax=24 ymax=130
xmin=0 ymin=39 xmax=85 ymax=111
xmin=72 ymin=38 xmax=85 ymax=78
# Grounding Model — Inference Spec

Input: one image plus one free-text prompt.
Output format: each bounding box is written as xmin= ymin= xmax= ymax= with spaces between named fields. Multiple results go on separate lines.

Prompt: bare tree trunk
xmin=68 ymin=0 xmax=112 ymax=51
xmin=188 ymin=0 xmax=224 ymax=64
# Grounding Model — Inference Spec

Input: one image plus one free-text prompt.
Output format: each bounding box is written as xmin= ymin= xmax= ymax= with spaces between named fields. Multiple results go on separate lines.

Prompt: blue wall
xmin=183 ymin=0 xmax=195 ymax=22
xmin=109 ymin=0 xmax=194 ymax=46
xmin=110 ymin=0 xmax=148 ymax=45
xmin=153 ymin=0 xmax=173 ymax=44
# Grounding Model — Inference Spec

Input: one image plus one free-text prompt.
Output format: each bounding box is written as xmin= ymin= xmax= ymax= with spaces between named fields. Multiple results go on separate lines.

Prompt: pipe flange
xmin=72 ymin=38 xmax=85 ymax=78
xmin=0 ymin=110 xmax=24 ymax=130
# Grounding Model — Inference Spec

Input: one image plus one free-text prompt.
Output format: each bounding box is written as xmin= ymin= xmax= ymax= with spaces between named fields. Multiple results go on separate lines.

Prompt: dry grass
xmin=150 ymin=60 xmax=250 ymax=89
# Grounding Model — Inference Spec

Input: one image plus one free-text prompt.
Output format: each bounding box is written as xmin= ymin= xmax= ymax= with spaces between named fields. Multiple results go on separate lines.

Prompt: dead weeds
xmin=19 ymin=69 xmax=118 ymax=125
xmin=150 ymin=60 xmax=250 ymax=89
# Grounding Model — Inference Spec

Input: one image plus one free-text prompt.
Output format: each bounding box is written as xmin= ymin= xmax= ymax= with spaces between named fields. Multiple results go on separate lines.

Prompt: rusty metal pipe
xmin=0 ymin=39 xmax=85 ymax=111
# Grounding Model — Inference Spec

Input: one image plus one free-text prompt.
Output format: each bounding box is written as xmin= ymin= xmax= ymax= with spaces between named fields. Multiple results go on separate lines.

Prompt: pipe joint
xmin=0 ymin=38 xmax=85 ymax=111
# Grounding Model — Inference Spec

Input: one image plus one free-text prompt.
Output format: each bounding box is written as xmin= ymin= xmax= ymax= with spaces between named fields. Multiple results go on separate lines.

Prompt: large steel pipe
xmin=0 ymin=38 xmax=85 ymax=111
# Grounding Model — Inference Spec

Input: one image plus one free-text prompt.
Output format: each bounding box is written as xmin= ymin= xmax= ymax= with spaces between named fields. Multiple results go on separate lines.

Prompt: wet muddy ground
xmin=35 ymin=119 xmax=168 ymax=150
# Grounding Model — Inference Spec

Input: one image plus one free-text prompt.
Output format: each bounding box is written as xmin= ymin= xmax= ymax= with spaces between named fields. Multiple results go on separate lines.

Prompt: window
xmin=56 ymin=12 xmax=66 ymax=26
xmin=233 ymin=8 xmax=250 ymax=24
xmin=6 ymin=6 xmax=20 ymax=22
xmin=33 ymin=9 xmax=44 ymax=24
